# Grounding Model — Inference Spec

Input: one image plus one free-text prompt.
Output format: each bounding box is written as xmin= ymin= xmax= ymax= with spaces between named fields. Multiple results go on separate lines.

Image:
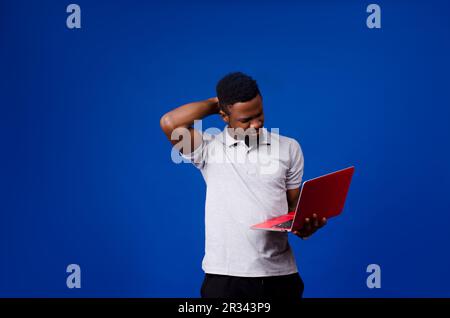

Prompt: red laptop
xmin=251 ymin=166 xmax=355 ymax=232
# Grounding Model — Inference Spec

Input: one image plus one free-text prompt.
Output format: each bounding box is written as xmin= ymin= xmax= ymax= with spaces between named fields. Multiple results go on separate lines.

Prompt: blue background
xmin=1 ymin=0 xmax=450 ymax=297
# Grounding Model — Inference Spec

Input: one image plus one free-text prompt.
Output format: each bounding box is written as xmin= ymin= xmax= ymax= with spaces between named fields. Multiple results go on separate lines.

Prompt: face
xmin=219 ymin=95 xmax=265 ymax=137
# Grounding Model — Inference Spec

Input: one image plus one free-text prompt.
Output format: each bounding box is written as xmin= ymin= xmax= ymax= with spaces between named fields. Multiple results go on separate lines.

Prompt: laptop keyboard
xmin=272 ymin=220 xmax=293 ymax=229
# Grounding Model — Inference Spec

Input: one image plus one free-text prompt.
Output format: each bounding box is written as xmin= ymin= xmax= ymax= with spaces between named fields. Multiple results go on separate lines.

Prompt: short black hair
xmin=216 ymin=72 xmax=261 ymax=114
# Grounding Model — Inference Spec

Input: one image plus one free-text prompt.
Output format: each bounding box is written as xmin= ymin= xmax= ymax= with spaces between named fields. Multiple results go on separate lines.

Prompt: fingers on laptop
xmin=312 ymin=213 xmax=327 ymax=229
xmin=304 ymin=218 xmax=311 ymax=232
xmin=312 ymin=214 xmax=319 ymax=227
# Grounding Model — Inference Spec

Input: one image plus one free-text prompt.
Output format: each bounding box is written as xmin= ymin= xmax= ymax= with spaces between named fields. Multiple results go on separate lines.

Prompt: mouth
xmin=246 ymin=128 xmax=261 ymax=136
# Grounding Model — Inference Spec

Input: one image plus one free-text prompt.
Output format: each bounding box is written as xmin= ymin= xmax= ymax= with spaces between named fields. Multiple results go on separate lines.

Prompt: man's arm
xmin=159 ymin=97 xmax=219 ymax=154
xmin=287 ymin=188 xmax=300 ymax=212
xmin=287 ymin=188 xmax=327 ymax=239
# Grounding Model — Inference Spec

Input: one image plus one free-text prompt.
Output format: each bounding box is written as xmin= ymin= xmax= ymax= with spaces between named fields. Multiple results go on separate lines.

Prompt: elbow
xmin=160 ymin=113 xmax=174 ymax=136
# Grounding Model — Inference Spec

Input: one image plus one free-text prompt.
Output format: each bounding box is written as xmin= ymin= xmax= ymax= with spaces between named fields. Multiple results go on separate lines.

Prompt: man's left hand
xmin=292 ymin=213 xmax=327 ymax=240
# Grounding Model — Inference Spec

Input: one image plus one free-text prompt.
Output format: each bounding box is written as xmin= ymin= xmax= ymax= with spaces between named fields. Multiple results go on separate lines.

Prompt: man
xmin=160 ymin=72 xmax=326 ymax=299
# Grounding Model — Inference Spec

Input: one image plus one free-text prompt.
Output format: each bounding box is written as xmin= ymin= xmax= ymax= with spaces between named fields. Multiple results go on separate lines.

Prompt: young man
xmin=160 ymin=72 xmax=326 ymax=299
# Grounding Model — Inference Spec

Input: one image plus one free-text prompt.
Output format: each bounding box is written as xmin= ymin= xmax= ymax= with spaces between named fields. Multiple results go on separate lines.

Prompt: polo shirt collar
xmin=221 ymin=125 xmax=271 ymax=148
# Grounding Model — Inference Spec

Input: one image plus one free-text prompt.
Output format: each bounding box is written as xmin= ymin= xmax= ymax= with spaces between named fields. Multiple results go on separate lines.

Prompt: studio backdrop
xmin=1 ymin=0 xmax=450 ymax=297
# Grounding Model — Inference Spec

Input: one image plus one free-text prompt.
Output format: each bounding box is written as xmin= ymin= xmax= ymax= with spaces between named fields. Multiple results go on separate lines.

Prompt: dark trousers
xmin=200 ymin=272 xmax=304 ymax=299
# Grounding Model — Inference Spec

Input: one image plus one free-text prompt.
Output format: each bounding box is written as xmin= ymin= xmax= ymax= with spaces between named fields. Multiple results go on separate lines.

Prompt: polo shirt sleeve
xmin=286 ymin=139 xmax=304 ymax=190
xmin=179 ymin=131 xmax=212 ymax=170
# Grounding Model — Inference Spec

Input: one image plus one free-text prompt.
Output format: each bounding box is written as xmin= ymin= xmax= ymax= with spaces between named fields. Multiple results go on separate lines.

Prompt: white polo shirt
xmin=179 ymin=125 xmax=304 ymax=277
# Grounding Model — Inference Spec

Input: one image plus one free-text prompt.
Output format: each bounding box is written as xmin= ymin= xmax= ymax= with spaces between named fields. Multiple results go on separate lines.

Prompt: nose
xmin=250 ymin=119 xmax=262 ymax=130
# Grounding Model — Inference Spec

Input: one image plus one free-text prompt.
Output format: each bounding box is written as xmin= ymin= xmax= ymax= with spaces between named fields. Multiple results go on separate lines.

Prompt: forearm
xmin=286 ymin=188 xmax=300 ymax=212
xmin=160 ymin=97 xmax=219 ymax=133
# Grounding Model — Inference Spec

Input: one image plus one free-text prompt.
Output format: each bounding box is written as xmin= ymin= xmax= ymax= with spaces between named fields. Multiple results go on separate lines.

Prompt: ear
xmin=219 ymin=110 xmax=230 ymax=124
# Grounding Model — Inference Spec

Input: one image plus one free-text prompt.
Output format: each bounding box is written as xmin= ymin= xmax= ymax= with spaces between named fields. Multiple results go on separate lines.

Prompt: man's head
xmin=216 ymin=72 xmax=264 ymax=136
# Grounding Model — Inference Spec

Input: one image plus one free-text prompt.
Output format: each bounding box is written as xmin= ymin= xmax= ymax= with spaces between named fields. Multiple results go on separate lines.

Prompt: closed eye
xmin=239 ymin=112 xmax=262 ymax=123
